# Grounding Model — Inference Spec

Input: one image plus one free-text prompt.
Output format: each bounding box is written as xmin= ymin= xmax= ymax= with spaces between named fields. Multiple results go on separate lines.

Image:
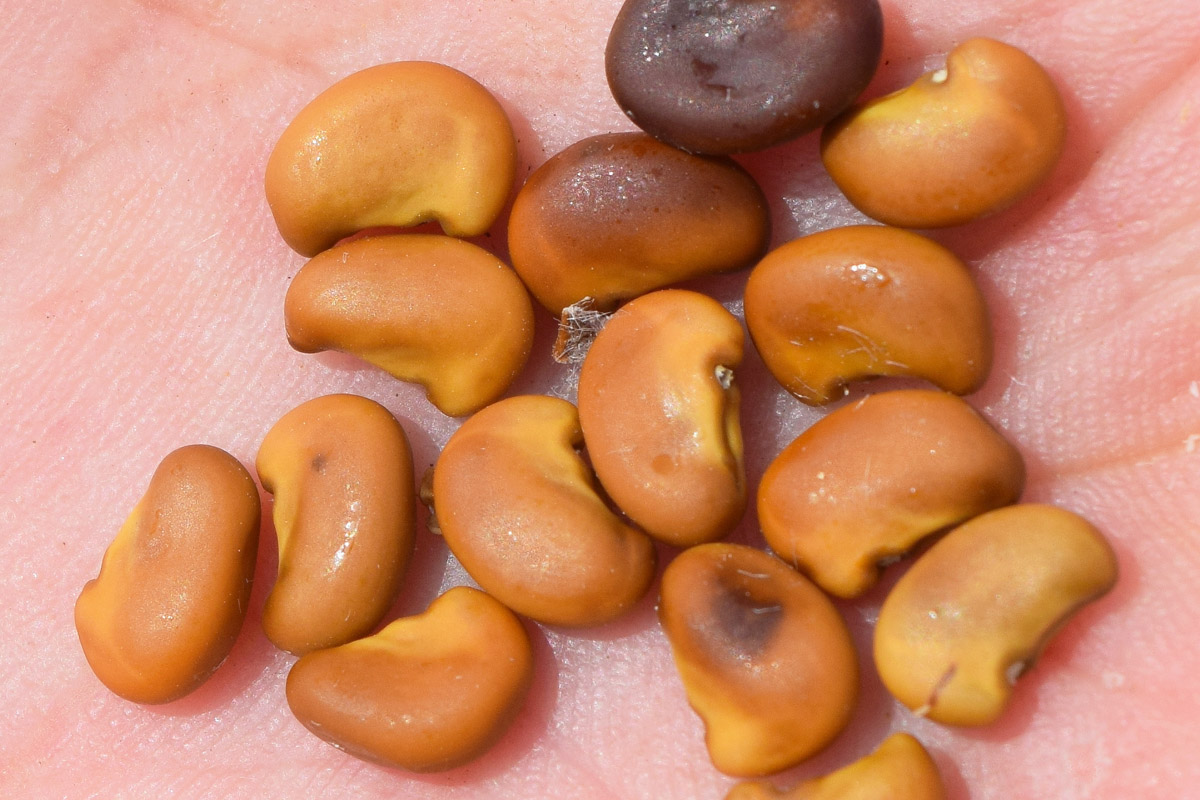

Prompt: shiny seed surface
xmin=744 ymin=225 xmax=991 ymax=405
xmin=660 ymin=543 xmax=858 ymax=776
xmin=286 ymin=586 xmax=533 ymax=772
xmin=726 ymin=733 xmax=947 ymax=799
xmin=432 ymin=395 xmax=656 ymax=627
xmin=758 ymin=389 xmax=1025 ymax=598
xmin=606 ymin=0 xmax=883 ymax=154
xmin=508 ymin=132 xmax=770 ymax=314
xmin=256 ymin=394 xmax=415 ymax=655
xmin=578 ymin=289 xmax=746 ymax=547
xmin=875 ymin=504 xmax=1118 ymax=726
xmin=284 ymin=234 xmax=535 ymax=417
xmin=265 ymin=61 xmax=516 ymax=256
xmin=74 ymin=445 xmax=260 ymax=704
xmin=822 ymin=38 xmax=1066 ymax=227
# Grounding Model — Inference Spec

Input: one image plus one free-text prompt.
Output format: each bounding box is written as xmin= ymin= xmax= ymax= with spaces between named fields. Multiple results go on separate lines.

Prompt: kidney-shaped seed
xmin=758 ymin=389 xmax=1024 ymax=598
xmin=605 ymin=0 xmax=883 ymax=154
xmin=507 ymin=132 xmax=770 ymax=314
xmin=256 ymin=394 xmax=415 ymax=655
xmin=432 ymin=395 xmax=656 ymax=627
xmin=726 ymin=732 xmax=947 ymax=800
xmin=875 ymin=504 xmax=1118 ymax=726
xmin=744 ymin=225 xmax=991 ymax=405
xmin=74 ymin=445 xmax=260 ymax=704
xmin=660 ymin=543 xmax=858 ymax=777
xmin=286 ymin=586 xmax=533 ymax=772
xmin=578 ymin=290 xmax=746 ymax=547
xmin=821 ymin=38 xmax=1066 ymax=228
xmin=265 ymin=61 xmax=517 ymax=256
xmin=284 ymin=234 xmax=534 ymax=417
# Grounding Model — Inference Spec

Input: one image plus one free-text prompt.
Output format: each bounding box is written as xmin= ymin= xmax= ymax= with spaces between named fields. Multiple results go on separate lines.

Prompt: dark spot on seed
xmin=709 ymin=576 xmax=784 ymax=658
xmin=311 ymin=454 xmax=326 ymax=473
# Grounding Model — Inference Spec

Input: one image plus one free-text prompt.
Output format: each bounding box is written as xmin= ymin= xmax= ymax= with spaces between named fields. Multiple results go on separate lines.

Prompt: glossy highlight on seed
xmin=725 ymin=733 xmax=947 ymax=799
xmin=578 ymin=290 xmax=746 ymax=547
xmin=744 ymin=225 xmax=992 ymax=405
xmin=256 ymin=394 xmax=416 ymax=655
xmin=74 ymin=445 xmax=260 ymax=704
xmin=822 ymin=38 xmax=1067 ymax=227
xmin=875 ymin=504 xmax=1118 ymax=726
xmin=507 ymin=132 xmax=770 ymax=314
xmin=606 ymin=0 xmax=884 ymax=154
xmin=432 ymin=395 xmax=656 ymax=627
xmin=265 ymin=61 xmax=517 ymax=256
xmin=659 ymin=543 xmax=858 ymax=776
xmin=758 ymin=389 xmax=1025 ymax=598
xmin=286 ymin=586 xmax=534 ymax=772
xmin=284 ymin=234 xmax=535 ymax=417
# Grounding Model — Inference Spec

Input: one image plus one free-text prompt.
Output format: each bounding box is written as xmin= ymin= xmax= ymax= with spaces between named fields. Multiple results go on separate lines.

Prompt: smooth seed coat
xmin=265 ymin=61 xmax=517 ymax=256
xmin=284 ymin=235 xmax=535 ymax=417
xmin=822 ymin=38 xmax=1066 ymax=227
xmin=256 ymin=394 xmax=415 ymax=655
xmin=875 ymin=504 xmax=1118 ymax=725
xmin=578 ymin=290 xmax=746 ymax=547
xmin=432 ymin=395 xmax=656 ymax=627
xmin=758 ymin=389 xmax=1025 ymax=598
xmin=74 ymin=445 xmax=260 ymax=704
xmin=508 ymin=132 xmax=770 ymax=314
xmin=744 ymin=225 xmax=992 ymax=405
xmin=659 ymin=543 xmax=858 ymax=776
xmin=286 ymin=586 xmax=533 ymax=772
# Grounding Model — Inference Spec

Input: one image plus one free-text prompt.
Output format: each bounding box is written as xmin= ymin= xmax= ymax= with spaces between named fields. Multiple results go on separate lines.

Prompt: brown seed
xmin=432 ymin=395 xmax=656 ymax=627
xmin=875 ymin=504 xmax=1118 ymax=726
xmin=605 ymin=0 xmax=883 ymax=154
xmin=256 ymin=394 xmax=415 ymax=655
xmin=725 ymin=732 xmax=947 ymax=799
xmin=265 ymin=61 xmax=517 ymax=257
xmin=507 ymin=132 xmax=770 ymax=314
xmin=659 ymin=543 xmax=858 ymax=776
xmin=822 ymin=38 xmax=1067 ymax=228
xmin=284 ymin=234 xmax=535 ymax=417
xmin=578 ymin=290 xmax=746 ymax=547
xmin=758 ymin=389 xmax=1025 ymax=598
xmin=744 ymin=225 xmax=992 ymax=405
xmin=286 ymin=586 xmax=533 ymax=772
xmin=74 ymin=445 xmax=260 ymax=704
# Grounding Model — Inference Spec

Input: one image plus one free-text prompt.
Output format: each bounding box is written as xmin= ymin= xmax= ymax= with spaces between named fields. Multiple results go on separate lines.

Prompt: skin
xmin=1 ymin=0 xmax=1198 ymax=798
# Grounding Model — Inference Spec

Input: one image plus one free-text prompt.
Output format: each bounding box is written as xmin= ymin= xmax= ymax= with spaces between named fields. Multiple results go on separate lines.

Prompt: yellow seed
xmin=256 ymin=394 xmax=415 ymax=655
xmin=286 ymin=586 xmax=533 ymax=772
xmin=659 ymin=543 xmax=858 ymax=776
xmin=578 ymin=289 xmax=746 ymax=547
xmin=74 ymin=445 xmax=260 ymax=704
xmin=432 ymin=395 xmax=656 ymax=627
xmin=265 ymin=61 xmax=516 ymax=256
xmin=875 ymin=504 xmax=1118 ymax=725
xmin=758 ymin=389 xmax=1024 ymax=598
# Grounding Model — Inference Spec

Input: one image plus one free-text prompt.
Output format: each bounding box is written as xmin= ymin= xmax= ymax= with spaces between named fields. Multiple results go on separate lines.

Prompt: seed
xmin=743 ymin=225 xmax=991 ymax=405
xmin=725 ymin=732 xmax=947 ymax=799
xmin=507 ymin=132 xmax=770 ymax=314
xmin=578 ymin=289 xmax=746 ymax=547
xmin=605 ymin=0 xmax=883 ymax=154
xmin=265 ymin=61 xmax=516 ymax=256
xmin=74 ymin=445 xmax=260 ymax=704
xmin=286 ymin=586 xmax=533 ymax=772
xmin=659 ymin=543 xmax=858 ymax=776
xmin=821 ymin=38 xmax=1067 ymax=228
xmin=431 ymin=395 xmax=656 ymax=627
xmin=283 ymin=234 xmax=535 ymax=417
xmin=874 ymin=504 xmax=1118 ymax=726
xmin=758 ymin=389 xmax=1024 ymax=598
xmin=256 ymin=394 xmax=415 ymax=655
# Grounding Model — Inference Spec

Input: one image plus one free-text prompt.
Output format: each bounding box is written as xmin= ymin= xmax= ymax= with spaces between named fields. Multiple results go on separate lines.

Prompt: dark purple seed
xmin=605 ymin=0 xmax=884 ymax=155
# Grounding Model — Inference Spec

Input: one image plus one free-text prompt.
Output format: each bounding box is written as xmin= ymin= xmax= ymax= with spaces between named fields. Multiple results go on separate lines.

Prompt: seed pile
xmin=74 ymin=0 xmax=1117 ymax=796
